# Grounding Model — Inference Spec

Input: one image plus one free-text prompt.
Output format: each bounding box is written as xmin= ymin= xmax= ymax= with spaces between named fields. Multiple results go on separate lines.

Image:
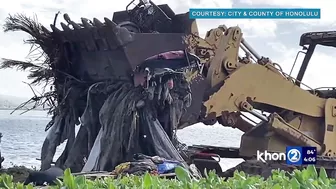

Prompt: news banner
xmin=256 ymin=146 xmax=317 ymax=165
xmin=189 ymin=8 xmax=321 ymax=19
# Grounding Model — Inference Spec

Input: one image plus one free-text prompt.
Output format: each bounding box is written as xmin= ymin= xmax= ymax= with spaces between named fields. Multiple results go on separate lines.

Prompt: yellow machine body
xmin=183 ymin=24 xmax=336 ymax=159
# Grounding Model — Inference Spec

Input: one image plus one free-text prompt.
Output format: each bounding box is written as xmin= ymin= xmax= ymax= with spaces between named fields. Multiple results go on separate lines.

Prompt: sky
xmin=0 ymin=0 xmax=335 ymax=97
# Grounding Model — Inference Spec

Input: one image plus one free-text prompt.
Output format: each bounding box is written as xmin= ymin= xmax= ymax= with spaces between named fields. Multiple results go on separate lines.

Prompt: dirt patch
xmin=0 ymin=166 xmax=33 ymax=183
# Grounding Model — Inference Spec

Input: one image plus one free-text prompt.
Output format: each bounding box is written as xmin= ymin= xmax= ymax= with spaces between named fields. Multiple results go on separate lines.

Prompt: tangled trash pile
xmin=0 ymin=13 xmax=203 ymax=185
xmin=80 ymin=53 xmax=198 ymax=175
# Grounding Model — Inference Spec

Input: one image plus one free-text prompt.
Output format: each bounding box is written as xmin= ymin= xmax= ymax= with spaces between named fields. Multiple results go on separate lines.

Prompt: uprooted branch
xmin=9 ymin=82 xmax=56 ymax=115
xmin=0 ymin=13 xmax=77 ymax=113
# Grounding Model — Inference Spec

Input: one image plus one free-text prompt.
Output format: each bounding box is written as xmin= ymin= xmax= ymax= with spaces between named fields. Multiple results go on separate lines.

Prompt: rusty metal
xmin=192 ymin=152 xmax=221 ymax=162
xmin=217 ymin=111 xmax=238 ymax=127
xmin=200 ymin=112 xmax=217 ymax=125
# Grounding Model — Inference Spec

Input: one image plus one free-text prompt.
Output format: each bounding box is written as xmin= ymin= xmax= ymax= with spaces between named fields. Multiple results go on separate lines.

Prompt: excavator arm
xmin=184 ymin=25 xmax=336 ymax=157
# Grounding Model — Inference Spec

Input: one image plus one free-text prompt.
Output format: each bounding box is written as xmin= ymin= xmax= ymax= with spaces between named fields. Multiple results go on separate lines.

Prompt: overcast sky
xmin=0 ymin=0 xmax=334 ymax=97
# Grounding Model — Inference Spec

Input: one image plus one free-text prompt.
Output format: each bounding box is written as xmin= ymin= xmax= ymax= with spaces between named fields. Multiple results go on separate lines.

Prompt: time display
xmin=302 ymin=147 xmax=317 ymax=165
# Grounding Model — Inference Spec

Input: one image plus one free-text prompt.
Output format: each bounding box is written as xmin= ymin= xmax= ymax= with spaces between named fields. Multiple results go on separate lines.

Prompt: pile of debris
xmin=0 ymin=12 xmax=202 ymax=184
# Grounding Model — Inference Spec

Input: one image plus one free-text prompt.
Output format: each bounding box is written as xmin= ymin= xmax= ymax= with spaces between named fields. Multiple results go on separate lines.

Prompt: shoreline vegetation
xmin=0 ymin=165 xmax=335 ymax=188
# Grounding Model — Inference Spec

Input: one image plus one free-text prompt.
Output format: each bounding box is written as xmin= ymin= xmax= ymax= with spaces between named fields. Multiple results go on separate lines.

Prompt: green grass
xmin=0 ymin=165 xmax=335 ymax=188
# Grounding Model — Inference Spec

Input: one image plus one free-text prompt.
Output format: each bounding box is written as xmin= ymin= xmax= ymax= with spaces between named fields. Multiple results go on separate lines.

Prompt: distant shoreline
xmin=0 ymin=108 xmax=46 ymax=111
xmin=0 ymin=94 xmax=47 ymax=111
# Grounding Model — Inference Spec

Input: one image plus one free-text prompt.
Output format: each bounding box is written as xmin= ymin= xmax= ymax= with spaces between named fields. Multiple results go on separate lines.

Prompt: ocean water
xmin=0 ymin=110 xmax=244 ymax=171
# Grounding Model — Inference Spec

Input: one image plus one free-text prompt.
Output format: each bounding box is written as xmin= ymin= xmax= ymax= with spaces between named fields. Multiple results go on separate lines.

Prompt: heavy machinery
xmin=114 ymin=1 xmax=336 ymax=177
xmin=185 ymin=28 xmax=336 ymax=177
xmin=182 ymin=24 xmax=336 ymax=178
xmin=9 ymin=0 xmax=336 ymax=177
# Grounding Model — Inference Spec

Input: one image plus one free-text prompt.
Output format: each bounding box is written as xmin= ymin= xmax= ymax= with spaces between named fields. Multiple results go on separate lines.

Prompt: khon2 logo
xmin=256 ymin=146 xmax=317 ymax=165
xmin=287 ymin=148 xmax=301 ymax=164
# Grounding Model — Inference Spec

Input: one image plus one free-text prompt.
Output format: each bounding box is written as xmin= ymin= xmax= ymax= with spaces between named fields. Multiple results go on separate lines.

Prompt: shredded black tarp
xmin=81 ymin=73 xmax=192 ymax=172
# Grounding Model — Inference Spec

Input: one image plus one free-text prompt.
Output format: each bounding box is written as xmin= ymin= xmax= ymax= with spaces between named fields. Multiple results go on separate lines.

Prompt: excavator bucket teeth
xmin=49 ymin=9 xmax=206 ymax=128
xmin=51 ymin=15 xmax=186 ymax=78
